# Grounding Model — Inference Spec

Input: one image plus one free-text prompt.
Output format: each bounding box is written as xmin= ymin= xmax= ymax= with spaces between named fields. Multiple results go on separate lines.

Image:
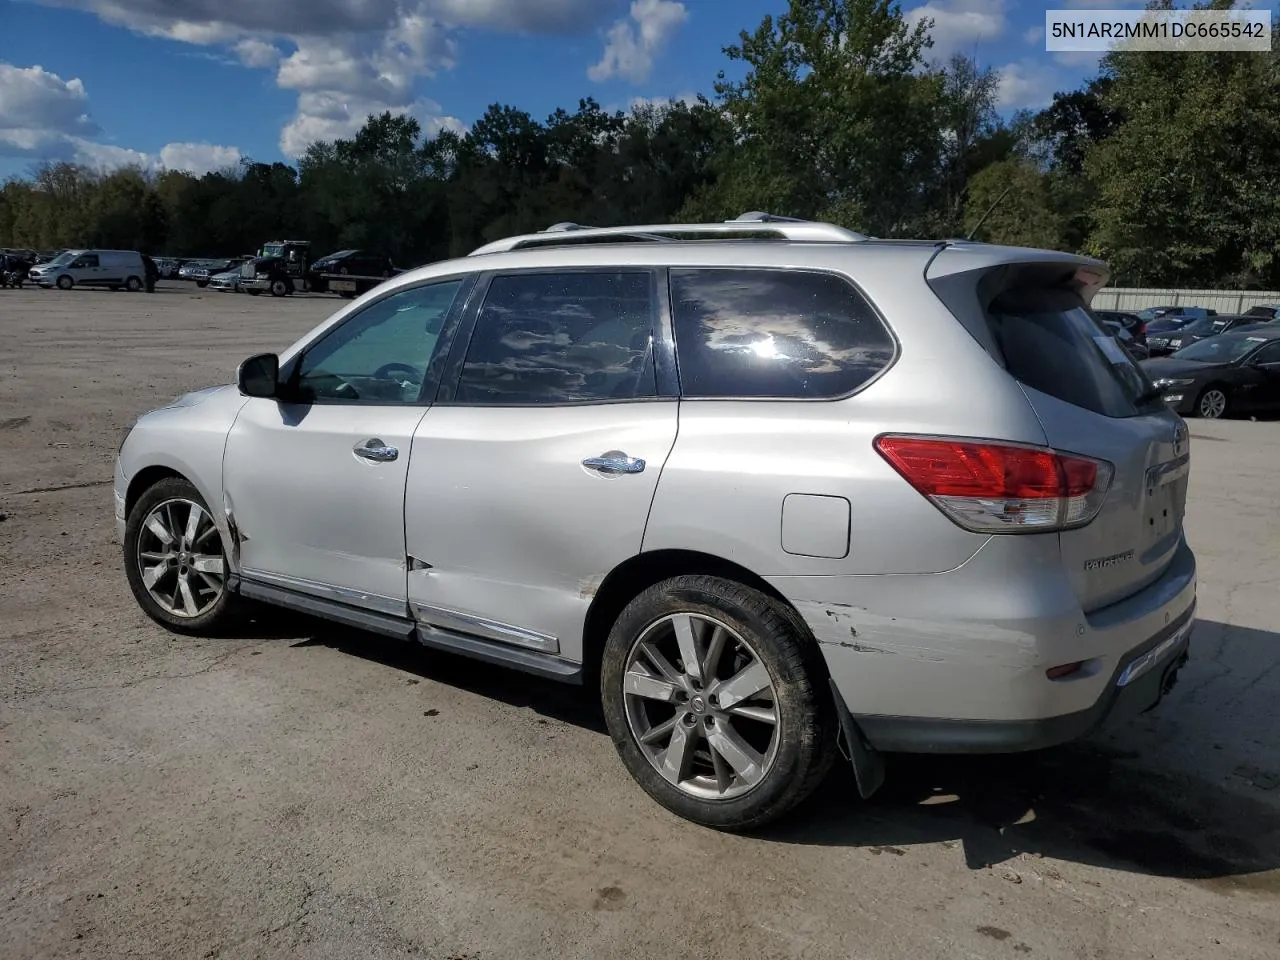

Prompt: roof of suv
xmin=447 ymin=214 xmax=1108 ymax=284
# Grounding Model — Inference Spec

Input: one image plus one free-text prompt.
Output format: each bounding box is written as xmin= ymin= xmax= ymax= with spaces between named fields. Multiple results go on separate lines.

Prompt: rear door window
xmin=453 ymin=271 xmax=659 ymax=405
xmin=668 ymin=268 xmax=894 ymax=399
xmin=985 ymin=287 xmax=1157 ymax=418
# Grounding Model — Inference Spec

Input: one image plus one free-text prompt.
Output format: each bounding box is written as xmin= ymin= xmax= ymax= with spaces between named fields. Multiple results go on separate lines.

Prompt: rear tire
xmin=600 ymin=575 xmax=837 ymax=831
xmin=126 ymin=276 xmax=143 ymax=292
xmin=123 ymin=477 xmax=240 ymax=635
xmin=1195 ymin=386 xmax=1228 ymax=419
xmin=196 ymin=280 xmax=208 ymax=288
xmin=56 ymin=275 xmax=73 ymax=290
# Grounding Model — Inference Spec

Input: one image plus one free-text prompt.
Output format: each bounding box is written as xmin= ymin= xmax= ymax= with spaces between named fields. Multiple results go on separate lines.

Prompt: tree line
xmin=2 ymin=0 xmax=1278 ymax=289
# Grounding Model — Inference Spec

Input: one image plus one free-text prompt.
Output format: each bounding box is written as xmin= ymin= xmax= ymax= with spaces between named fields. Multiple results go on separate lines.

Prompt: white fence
xmin=1092 ymin=287 xmax=1280 ymax=314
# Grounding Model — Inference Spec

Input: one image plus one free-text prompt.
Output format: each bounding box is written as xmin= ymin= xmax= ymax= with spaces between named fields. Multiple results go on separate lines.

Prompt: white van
xmin=29 ymin=250 xmax=147 ymax=291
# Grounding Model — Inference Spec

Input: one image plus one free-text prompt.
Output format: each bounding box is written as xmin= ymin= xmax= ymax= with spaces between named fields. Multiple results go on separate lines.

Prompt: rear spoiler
xmin=924 ymin=244 xmax=1112 ymax=361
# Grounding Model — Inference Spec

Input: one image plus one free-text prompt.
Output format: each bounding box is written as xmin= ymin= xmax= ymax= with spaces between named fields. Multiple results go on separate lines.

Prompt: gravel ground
xmin=2 ymin=281 xmax=1278 ymax=960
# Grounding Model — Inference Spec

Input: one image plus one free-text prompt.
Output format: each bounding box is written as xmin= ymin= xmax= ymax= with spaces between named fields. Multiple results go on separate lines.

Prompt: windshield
xmin=262 ymin=244 xmax=284 ymax=257
xmin=1173 ymin=336 xmax=1266 ymax=364
xmin=1137 ymin=306 xmax=1178 ymax=321
xmin=1147 ymin=316 xmax=1194 ymax=333
xmin=1177 ymin=318 xmax=1216 ymax=337
xmin=47 ymin=251 xmax=76 ymax=266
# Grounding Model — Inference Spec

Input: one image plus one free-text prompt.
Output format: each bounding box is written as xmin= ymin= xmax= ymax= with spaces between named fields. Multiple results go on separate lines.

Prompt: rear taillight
xmin=873 ymin=435 xmax=1113 ymax=534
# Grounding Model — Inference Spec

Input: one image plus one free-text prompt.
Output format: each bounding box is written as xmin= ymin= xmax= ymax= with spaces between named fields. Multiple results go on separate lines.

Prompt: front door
xmin=1245 ymin=340 xmax=1280 ymax=411
xmin=223 ymin=277 xmax=469 ymax=614
xmin=405 ymin=269 xmax=678 ymax=661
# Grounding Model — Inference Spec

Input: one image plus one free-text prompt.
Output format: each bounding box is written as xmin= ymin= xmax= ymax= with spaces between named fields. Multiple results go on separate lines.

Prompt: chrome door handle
xmin=353 ymin=438 xmax=399 ymax=462
xmin=582 ymin=451 xmax=646 ymax=475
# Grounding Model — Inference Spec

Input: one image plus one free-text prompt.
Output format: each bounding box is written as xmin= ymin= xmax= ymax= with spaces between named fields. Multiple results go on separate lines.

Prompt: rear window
xmin=669 ymin=268 xmax=895 ymax=399
xmin=985 ymin=287 xmax=1157 ymax=418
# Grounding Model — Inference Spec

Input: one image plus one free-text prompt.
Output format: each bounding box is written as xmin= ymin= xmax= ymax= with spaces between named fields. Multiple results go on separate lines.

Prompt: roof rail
xmin=469 ymin=216 xmax=867 ymax=255
xmin=729 ymin=211 xmax=811 ymax=224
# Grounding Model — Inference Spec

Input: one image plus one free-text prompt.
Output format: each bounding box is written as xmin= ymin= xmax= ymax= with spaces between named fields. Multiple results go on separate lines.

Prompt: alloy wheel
xmin=1198 ymin=388 xmax=1226 ymax=419
xmin=622 ymin=613 xmax=781 ymax=801
xmin=136 ymin=498 xmax=225 ymax=618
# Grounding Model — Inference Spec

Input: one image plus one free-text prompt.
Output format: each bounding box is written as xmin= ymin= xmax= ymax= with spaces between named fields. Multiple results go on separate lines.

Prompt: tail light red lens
xmin=873 ymin=435 xmax=1114 ymax=534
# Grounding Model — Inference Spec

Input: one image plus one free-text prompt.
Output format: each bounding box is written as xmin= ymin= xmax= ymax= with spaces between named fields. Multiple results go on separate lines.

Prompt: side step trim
xmin=415 ymin=622 xmax=583 ymax=684
xmin=235 ymin=577 xmax=583 ymax=684
xmin=239 ymin=579 xmax=415 ymax=639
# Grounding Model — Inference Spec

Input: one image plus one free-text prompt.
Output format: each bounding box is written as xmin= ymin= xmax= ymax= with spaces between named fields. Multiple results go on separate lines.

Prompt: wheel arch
xmin=125 ymin=465 xmax=185 ymax=517
xmin=581 ymin=548 xmax=811 ymax=686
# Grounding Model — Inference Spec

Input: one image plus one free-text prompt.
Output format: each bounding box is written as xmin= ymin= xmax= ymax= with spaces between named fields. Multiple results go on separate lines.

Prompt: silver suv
xmin=116 ymin=214 xmax=1197 ymax=830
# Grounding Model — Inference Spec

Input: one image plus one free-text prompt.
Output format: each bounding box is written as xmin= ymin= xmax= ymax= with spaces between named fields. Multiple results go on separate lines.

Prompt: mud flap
xmin=829 ymin=678 xmax=885 ymax=799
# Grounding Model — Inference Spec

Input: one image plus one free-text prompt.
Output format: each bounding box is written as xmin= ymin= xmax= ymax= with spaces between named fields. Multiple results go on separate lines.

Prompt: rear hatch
xmin=929 ymin=256 xmax=1189 ymax=613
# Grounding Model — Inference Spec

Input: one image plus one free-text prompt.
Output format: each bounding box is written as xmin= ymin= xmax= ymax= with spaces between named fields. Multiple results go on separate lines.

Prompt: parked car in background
xmin=28 ymin=249 xmax=147 ymax=291
xmin=115 ymin=215 xmax=1197 ymax=830
xmin=1142 ymin=327 xmax=1280 ymax=419
xmin=1148 ymin=314 xmax=1257 ymax=357
xmin=1243 ymin=304 xmax=1280 ymax=321
xmin=308 ymin=248 xmax=401 ymax=297
xmin=208 ymin=267 xmax=243 ymax=293
xmin=183 ymin=258 xmax=248 ymax=288
xmin=1137 ymin=305 xmax=1216 ymax=324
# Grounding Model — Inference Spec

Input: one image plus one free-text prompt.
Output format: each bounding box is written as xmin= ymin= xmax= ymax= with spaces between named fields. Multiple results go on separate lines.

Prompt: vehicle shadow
xmin=283 ymin=613 xmax=1280 ymax=887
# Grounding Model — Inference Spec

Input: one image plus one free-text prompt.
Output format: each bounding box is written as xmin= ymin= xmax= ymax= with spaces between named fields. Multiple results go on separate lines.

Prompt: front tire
xmin=196 ymin=280 xmax=208 ymax=288
xmin=1196 ymin=386 xmax=1228 ymax=419
xmin=123 ymin=477 xmax=239 ymax=635
xmin=270 ymin=279 xmax=288 ymax=297
xmin=601 ymin=575 xmax=836 ymax=831
xmin=56 ymin=275 xmax=73 ymax=290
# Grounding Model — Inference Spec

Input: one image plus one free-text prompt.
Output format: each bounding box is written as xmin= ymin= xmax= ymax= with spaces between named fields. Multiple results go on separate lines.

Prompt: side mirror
xmin=237 ymin=353 xmax=280 ymax=398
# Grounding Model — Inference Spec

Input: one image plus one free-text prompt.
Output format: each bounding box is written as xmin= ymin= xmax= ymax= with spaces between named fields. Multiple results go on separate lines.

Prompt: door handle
xmin=353 ymin=438 xmax=399 ymax=462
xmin=582 ymin=451 xmax=646 ymax=475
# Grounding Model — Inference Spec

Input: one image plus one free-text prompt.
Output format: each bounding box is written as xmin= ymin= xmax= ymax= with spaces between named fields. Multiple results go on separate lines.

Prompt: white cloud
xmin=1054 ymin=50 xmax=1104 ymax=69
xmin=588 ymin=0 xmax=688 ymax=84
xmin=627 ymin=91 xmax=699 ymax=112
xmin=279 ymin=92 xmax=461 ymax=157
xmin=159 ymin=141 xmax=242 ymax=174
xmin=1 ymin=59 xmax=241 ymax=173
xmin=234 ymin=38 xmax=280 ymax=68
xmin=995 ymin=61 xmax=1064 ymax=110
xmin=0 ymin=62 xmax=99 ymax=156
xmin=1024 ymin=26 xmax=1044 ymax=45
xmin=36 ymin=0 xmax=615 ymax=160
xmin=908 ymin=0 xmax=1007 ymax=62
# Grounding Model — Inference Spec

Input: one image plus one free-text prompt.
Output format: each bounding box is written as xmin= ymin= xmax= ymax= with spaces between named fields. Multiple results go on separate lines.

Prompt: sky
xmin=0 ymin=1 xmax=1126 ymax=181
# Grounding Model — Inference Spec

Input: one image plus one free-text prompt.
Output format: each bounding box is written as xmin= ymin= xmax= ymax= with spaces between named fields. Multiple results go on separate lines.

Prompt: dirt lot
xmin=2 ymin=282 xmax=1279 ymax=960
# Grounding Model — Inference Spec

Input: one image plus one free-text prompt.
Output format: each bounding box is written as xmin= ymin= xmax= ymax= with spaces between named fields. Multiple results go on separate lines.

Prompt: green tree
xmin=963 ymin=160 xmax=1062 ymax=250
xmin=684 ymin=0 xmax=945 ymax=236
xmin=1085 ymin=7 xmax=1280 ymax=287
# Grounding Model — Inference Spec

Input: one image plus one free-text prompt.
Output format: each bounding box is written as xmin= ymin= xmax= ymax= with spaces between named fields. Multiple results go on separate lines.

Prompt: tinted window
xmin=669 ymin=268 xmax=894 ymax=399
xmin=76 ymin=254 xmax=99 ymax=267
xmin=985 ymin=287 xmax=1156 ymax=418
xmin=1249 ymin=341 xmax=1280 ymax=364
xmin=294 ymin=279 xmax=463 ymax=404
xmin=454 ymin=271 xmax=657 ymax=405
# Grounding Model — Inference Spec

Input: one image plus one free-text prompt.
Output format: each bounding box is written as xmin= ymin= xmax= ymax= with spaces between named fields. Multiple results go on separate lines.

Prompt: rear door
xmin=404 ymin=268 xmax=678 ymax=662
xmin=932 ymin=263 xmax=1188 ymax=613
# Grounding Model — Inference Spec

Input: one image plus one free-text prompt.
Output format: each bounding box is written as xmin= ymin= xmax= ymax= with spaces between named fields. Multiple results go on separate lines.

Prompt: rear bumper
xmin=855 ymin=608 xmax=1192 ymax=753
xmin=772 ymin=533 xmax=1196 ymax=752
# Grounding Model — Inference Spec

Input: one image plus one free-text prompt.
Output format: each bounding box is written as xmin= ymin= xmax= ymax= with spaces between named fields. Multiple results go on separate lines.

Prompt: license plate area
xmin=331 ymin=279 xmax=356 ymax=292
xmin=1143 ymin=454 xmax=1188 ymax=545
